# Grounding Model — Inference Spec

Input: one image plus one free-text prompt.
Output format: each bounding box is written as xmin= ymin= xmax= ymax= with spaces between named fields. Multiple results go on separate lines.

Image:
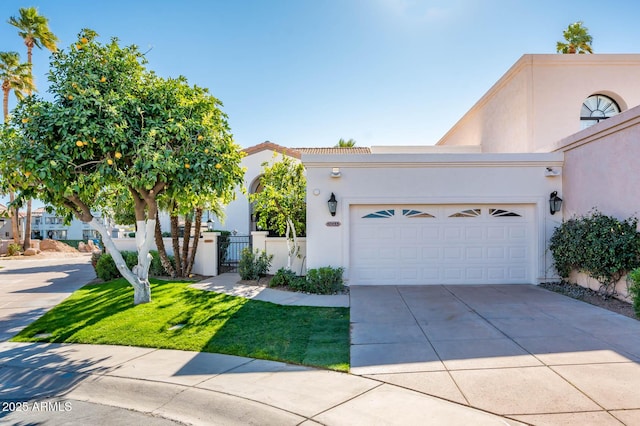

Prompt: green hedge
xmin=549 ymin=211 xmax=640 ymax=296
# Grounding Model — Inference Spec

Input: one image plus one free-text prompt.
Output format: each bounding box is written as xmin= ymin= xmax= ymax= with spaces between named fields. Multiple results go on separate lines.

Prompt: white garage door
xmin=350 ymin=204 xmax=535 ymax=285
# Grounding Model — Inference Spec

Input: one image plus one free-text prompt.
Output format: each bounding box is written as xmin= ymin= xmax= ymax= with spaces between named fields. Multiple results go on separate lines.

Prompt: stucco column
xmin=191 ymin=232 xmax=220 ymax=276
xmin=251 ymin=231 xmax=269 ymax=252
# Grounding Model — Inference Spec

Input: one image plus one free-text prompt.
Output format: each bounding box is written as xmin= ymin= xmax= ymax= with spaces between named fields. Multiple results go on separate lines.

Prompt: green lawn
xmin=12 ymin=278 xmax=350 ymax=371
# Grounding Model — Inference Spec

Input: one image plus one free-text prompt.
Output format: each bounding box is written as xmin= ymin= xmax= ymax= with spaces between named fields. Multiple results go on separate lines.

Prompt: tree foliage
xmin=335 ymin=138 xmax=356 ymax=148
xmin=1 ymin=29 xmax=244 ymax=304
xmin=556 ymin=21 xmax=593 ymax=54
xmin=250 ymin=154 xmax=306 ymax=269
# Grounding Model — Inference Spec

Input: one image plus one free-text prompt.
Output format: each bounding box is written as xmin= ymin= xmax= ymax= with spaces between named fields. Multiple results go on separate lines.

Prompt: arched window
xmin=581 ymin=94 xmax=620 ymax=130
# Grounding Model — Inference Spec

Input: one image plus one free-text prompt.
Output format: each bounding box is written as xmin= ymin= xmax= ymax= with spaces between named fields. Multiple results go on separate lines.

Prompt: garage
xmin=349 ymin=204 xmax=535 ymax=285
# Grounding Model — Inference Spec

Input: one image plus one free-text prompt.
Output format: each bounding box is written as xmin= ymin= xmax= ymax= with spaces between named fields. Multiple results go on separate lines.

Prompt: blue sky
xmin=1 ymin=0 xmax=639 ymax=150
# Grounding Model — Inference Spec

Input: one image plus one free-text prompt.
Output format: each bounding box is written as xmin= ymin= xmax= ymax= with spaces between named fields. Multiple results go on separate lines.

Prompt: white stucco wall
xmin=438 ymin=54 xmax=640 ymax=154
xmin=212 ymin=148 xmax=300 ymax=236
xmin=303 ymin=153 xmax=564 ymax=284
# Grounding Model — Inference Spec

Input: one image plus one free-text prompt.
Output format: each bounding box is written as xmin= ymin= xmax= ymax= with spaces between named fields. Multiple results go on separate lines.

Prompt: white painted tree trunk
xmin=284 ymin=217 xmax=298 ymax=271
xmin=89 ymin=217 xmax=153 ymax=305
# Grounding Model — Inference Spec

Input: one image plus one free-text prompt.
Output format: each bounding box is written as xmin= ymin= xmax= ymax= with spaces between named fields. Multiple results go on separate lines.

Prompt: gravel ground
xmin=539 ymin=281 xmax=637 ymax=320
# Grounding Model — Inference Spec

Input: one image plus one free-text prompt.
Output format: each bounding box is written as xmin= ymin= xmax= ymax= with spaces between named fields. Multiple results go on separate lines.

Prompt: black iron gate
xmin=218 ymin=234 xmax=252 ymax=273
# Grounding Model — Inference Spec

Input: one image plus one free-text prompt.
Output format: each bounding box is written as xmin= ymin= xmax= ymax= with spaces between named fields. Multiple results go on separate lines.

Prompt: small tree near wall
xmin=250 ymin=154 xmax=306 ymax=271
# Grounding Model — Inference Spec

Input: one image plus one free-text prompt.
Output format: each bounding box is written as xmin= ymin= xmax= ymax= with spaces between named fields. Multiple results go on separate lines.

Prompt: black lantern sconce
xmin=549 ymin=191 xmax=563 ymax=215
xmin=328 ymin=193 xmax=338 ymax=216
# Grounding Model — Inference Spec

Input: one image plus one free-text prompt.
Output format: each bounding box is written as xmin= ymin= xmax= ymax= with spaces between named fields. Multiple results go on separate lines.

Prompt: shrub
xmin=270 ymin=267 xmax=301 ymax=288
xmin=629 ymin=268 xmax=640 ymax=317
xmin=238 ymin=248 xmax=272 ymax=280
xmin=550 ymin=210 xmax=640 ymax=296
xmin=95 ymin=250 xmax=174 ymax=281
xmin=91 ymin=252 xmax=102 ymax=270
xmin=300 ymin=266 xmax=345 ymax=295
xmin=149 ymin=250 xmax=175 ymax=276
xmin=7 ymin=243 xmax=21 ymax=256
xmin=95 ymin=252 xmax=122 ymax=281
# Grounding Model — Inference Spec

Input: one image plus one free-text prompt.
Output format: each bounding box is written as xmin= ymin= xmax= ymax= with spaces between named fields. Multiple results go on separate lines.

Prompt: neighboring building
xmin=30 ymin=207 xmax=100 ymax=241
xmin=0 ymin=203 xmax=13 ymax=239
xmin=303 ymin=53 xmax=640 ymax=286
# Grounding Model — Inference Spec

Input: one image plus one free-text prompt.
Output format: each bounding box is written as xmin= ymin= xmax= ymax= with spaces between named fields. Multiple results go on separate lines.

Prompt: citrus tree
xmin=250 ymin=154 xmax=306 ymax=270
xmin=2 ymin=30 xmax=244 ymax=304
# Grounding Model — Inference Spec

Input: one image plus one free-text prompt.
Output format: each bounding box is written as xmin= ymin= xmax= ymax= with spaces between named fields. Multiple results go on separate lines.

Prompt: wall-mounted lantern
xmin=206 ymin=211 xmax=215 ymax=230
xmin=549 ymin=191 xmax=563 ymax=215
xmin=331 ymin=167 xmax=341 ymax=178
xmin=328 ymin=193 xmax=338 ymax=216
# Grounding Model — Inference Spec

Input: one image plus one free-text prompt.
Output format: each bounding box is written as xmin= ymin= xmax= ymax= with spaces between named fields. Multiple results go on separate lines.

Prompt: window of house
xmin=581 ymin=94 xmax=620 ymax=130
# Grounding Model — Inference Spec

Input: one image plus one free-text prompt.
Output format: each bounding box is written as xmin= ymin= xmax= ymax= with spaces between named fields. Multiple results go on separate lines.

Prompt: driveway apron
xmin=350 ymin=284 xmax=640 ymax=424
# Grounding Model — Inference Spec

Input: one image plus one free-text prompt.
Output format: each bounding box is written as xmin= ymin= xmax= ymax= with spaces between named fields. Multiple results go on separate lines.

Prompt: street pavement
xmin=0 ymin=255 xmax=96 ymax=342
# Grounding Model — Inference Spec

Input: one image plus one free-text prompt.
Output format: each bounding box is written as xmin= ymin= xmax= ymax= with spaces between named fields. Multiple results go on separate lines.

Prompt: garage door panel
xmin=351 ymin=204 xmax=535 ymax=285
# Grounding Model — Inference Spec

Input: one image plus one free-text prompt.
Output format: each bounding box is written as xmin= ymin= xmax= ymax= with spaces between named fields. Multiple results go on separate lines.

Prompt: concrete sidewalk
xmin=0 ymin=342 xmax=517 ymax=425
xmin=192 ymin=273 xmax=350 ymax=307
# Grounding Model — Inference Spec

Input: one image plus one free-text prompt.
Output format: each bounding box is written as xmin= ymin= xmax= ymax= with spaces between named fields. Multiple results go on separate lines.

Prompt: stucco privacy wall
xmin=303 ymin=153 xmax=564 ymax=284
xmin=555 ymin=104 xmax=640 ymax=224
xmin=437 ymin=54 xmax=640 ymax=153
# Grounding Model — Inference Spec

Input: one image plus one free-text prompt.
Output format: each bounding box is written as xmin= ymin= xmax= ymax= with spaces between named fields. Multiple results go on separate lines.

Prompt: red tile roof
xmin=242 ymin=141 xmax=371 ymax=158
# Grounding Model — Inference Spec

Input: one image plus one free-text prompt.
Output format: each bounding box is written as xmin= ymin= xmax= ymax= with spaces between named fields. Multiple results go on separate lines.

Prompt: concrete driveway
xmin=350 ymin=284 xmax=640 ymax=425
xmin=0 ymin=255 xmax=95 ymax=342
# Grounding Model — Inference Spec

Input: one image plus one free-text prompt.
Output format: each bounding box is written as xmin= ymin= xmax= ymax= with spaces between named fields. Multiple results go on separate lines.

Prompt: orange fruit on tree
xmin=76 ymin=141 xmax=84 ymax=147
xmin=204 ymin=148 xmax=209 ymax=154
xmin=21 ymin=118 xmax=28 ymax=123
xmin=80 ymin=37 xmax=88 ymax=44
xmin=107 ymin=159 xmax=113 ymax=165
xmin=68 ymin=95 xmax=74 ymax=100
xmin=24 ymin=171 xmax=31 ymax=177
xmin=185 ymin=163 xmax=190 ymax=169
xmin=100 ymin=76 xmax=106 ymax=83
xmin=215 ymin=163 xmax=222 ymax=169
xmin=115 ymin=152 xmax=122 ymax=159
xmin=197 ymin=135 xmax=203 ymax=141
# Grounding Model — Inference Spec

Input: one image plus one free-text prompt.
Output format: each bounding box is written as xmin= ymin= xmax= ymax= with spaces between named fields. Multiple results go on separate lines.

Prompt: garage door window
xmin=489 ymin=208 xmax=521 ymax=217
xmin=449 ymin=208 xmax=481 ymax=218
xmin=403 ymin=209 xmax=435 ymax=218
xmin=363 ymin=209 xmax=395 ymax=219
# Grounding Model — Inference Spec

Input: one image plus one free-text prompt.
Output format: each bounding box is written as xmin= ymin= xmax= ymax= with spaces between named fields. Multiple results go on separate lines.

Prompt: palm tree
xmin=556 ymin=21 xmax=593 ymax=54
xmin=335 ymin=138 xmax=357 ymax=148
xmin=0 ymin=51 xmax=33 ymax=245
xmin=8 ymin=7 xmax=58 ymax=69
xmin=9 ymin=7 xmax=58 ymax=249
xmin=0 ymin=52 xmax=32 ymax=122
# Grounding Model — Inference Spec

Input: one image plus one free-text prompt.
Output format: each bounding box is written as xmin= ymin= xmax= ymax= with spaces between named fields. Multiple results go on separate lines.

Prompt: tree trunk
xmin=154 ymin=219 xmax=175 ymax=277
xmin=23 ymin=199 xmax=31 ymax=250
xmin=9 ymin=192 xmax=20 ymax=245
xmin=170 ymin=214 xmax=182 ymax=276
xmin=181 ymin=212 xmax=192 ymax=277
xmin=285 ymin=217 xmax=298 ymax=271
xmin=89 ymin=217 xmax=151 ymax=305
xmin=185 ymin=208 xmax=203 ymax=277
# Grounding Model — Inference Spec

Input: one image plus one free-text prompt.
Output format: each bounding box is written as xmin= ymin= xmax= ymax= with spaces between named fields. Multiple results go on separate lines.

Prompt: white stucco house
xmin=303 ymin=54 xmax=640 ymax=286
